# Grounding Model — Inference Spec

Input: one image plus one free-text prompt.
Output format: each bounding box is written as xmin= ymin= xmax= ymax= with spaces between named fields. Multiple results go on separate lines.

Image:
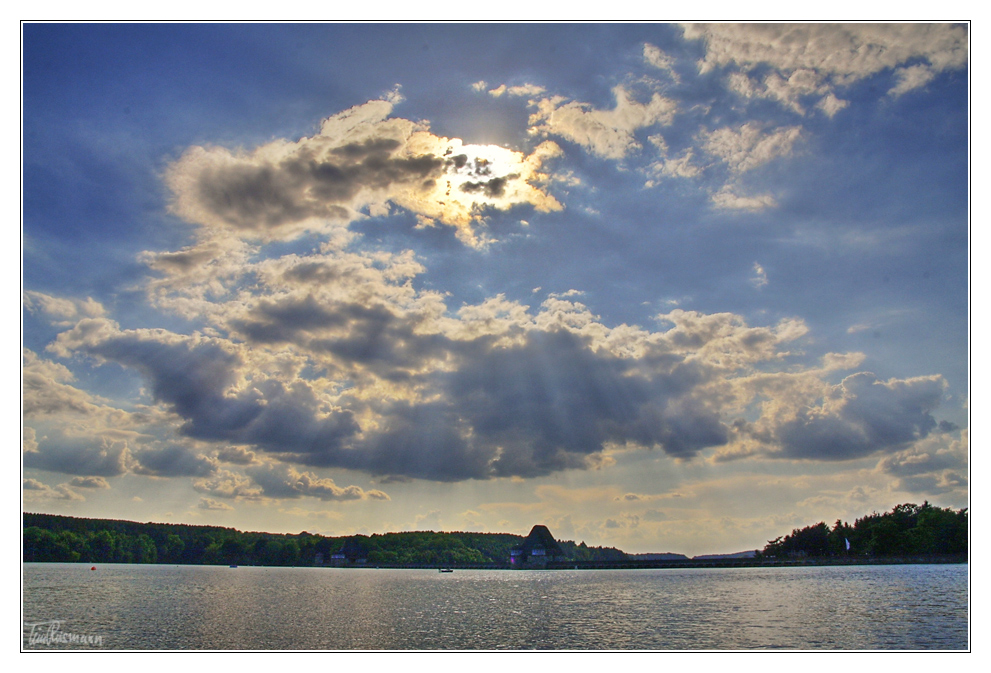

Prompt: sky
xmin=20 ymin=22 xmax=969 ymax=556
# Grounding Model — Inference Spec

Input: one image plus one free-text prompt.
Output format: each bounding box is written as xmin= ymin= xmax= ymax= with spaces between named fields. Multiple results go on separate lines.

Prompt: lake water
xmin=22 ymin=562 xmax=968 ymax=650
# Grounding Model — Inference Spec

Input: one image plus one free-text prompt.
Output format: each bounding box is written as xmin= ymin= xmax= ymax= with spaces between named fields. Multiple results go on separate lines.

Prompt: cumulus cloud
xmin=23 ymin=291 xmax=105 ymax=325
xmin=133 ymin=444 xmax=218 ymax=477
xmin=701 ymin=123 xmax=802 ymax=173
xmin=69 ymin=476 xmax=111 ymax=489
xmin=165 ymin=97 xmax=562 ymax=248
xmin=45 ymin=284 xmax=831 ymax=483
xmin=216 ymin=446 xmax=259 ymax=465
xmin=198 ymin=497 xmax=234 ymax=511
xmin=771 ymin=372 xmax=947 ymax=461
xmin=683 ymin=23 xmax=967 ymax=110
xmin=51 ymin=319 xmax=362 ymax=466
xmin=877 ymin=428 xmax=967 ymax=495
xmin=24 ymin=428 xmax=131 ymax=477
xmin=23 ymin=478 xmax=85 ymax=501
xmin=23 ymin=349 xmax=100 ymax=417
xmin=246 ymin=463 xmax=389 ymax=501
xmin=28 ymin=78 xmax=960 ymax=489
xmin=193 ymin=469 xmax=264 ymax=500
xmin=527 ymin=85 xmax=677 ymax=159
xmin=45 ymin=255 xmax=940 ymax=487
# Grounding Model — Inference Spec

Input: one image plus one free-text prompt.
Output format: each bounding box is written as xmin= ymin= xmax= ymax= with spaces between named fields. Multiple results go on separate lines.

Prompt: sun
xmin=397 ymin=134 xmax=563 ymax=246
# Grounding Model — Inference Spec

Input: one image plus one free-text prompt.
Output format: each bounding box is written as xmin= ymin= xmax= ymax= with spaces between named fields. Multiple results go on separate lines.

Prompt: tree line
xmin=22 ymin=513 xmax=624 ymax=566
xmin=759 ymin=502 xmax=967 ymax=559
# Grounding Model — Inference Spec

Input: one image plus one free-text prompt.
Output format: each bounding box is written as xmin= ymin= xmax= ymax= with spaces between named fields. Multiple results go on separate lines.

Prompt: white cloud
xmin=193 ymin=469 xmax=264 ymax=500
xmin=643 ymin=43 xmax=680 ymax=82
xmin=685 ymin=23 xmax=967 ymax=111
xmin=198 ymin=497 xmax=234 ymax=511
xmin=488 ymin=83 xmax=546 ymax=98
xmin=24 ymin=291 xmax=105 ymax=325
xmin=888 ymin=64 xmax=938 ymax=97
xmin=816 ymin=93 xmax=849 ymax=117
xmin=701 ymin=123 xmax=802 ymax=173
xmin=23 ymin=478 xmax=85 ymax=502
xmin=710 ymin=186 xmax=777 ymax=211
xmin=648 ymin=149 xmax=702 ymax=181
xmin=246 ymin=463 xmax=390 ymax=502
xmin=528 ymin=85 xmax=677 ymax=159
xmin=751 ymin=262 xmax=768 ymax=289
xmin=69 ymin=476 xmax=111 ymax=489
xmin=684 ymin=23 xmax=966 ymax=81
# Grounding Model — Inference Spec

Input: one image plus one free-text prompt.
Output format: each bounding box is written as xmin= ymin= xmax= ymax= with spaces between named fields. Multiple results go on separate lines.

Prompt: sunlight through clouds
xmin=22 ymin=23 xmax=967 ymax=554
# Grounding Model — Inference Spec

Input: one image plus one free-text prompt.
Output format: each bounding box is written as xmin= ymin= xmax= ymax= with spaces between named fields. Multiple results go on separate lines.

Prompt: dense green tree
xmin=762 ymin=503 xmax=967 ymax=558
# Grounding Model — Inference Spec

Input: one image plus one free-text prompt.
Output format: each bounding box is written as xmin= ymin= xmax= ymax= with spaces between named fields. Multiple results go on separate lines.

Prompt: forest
xmin=22 ymin=513 xmax=625 ymax=566
xmin=759 ymin=502 xmax=967 ymax=558
xmin=23 ymin=502 xmax=967 ymax=566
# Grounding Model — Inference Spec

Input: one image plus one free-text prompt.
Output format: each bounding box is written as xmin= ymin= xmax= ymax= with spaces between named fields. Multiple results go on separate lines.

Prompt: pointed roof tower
xmin=519 ymin=525 xmax=564 ymax=557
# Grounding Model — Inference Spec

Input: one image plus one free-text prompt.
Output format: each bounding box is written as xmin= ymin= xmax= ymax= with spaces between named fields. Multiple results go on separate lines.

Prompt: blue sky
xmin=21 ymin=23 xmax=968 ymax=555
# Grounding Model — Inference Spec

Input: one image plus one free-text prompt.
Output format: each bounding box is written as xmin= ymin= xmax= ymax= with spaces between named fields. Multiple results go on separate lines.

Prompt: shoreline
xmin=23 ymin=554 xmax=967 ymax=571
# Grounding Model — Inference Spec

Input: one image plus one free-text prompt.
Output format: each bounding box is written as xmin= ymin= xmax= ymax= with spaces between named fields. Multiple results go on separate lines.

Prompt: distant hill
xmin=626 ymin=552 xmax=689 ymax=561
xmin=692 ymin=550 xmax=757 ymax=560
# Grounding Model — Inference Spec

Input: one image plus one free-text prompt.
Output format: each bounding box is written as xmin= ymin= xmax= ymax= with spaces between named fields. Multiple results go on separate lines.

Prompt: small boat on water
xmin=438 ymin=568 xmax=453 ymax=573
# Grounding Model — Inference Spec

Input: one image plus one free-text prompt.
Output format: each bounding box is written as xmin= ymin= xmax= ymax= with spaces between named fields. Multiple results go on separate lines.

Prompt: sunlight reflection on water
xmin=22 ymin=563 xmax=968 ymax=650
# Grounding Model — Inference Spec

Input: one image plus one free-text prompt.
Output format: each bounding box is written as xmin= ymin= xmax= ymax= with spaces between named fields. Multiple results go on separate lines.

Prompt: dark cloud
xmin=330 ymin=137 xmax=402 ymax=159
xmin=309 ymin=304 xmax=451 ymax=376
xmin=345 ymin=399 xmax=494 ymax=481
xmin=281 ymin=261 xmax=348 ymax=285
xmin=876 ymin=429 xmax=967 ymax=496
xmin=192 ymin=146 xmax=446 ymax=231
xmin=227 ymin=379 xmax=360 ymax=464
xmin=73 ymin=330 xmax=361 ymax=465
xmin=234 ymin=297 xmax=452 ymax=378
xmin=346 ymin=329 xmax=729 ymax=480
xmin=444 ymin=330 xmax=727 ymax=467
xmin=878 ymin=446 xmax=965 ymax=478
xmin=445 ymin=153 xmax=469 ymax=170
xmin=232 ymin=295 xmax=349 ymax=344
xmin=459 ymin=174 xmax=517 ymax=198
xmin=133 ymin=444 xmax=217 ymax=477
xmin=893 ymin=472 xmax=967 ymax=495
xmin=82 ymin=334 xmax=263 ymax=441
xmin=23 ymin=431 xmax=129 ymax=477
xmin=64 ymin=321 xmax=732 ymax=482
xmin=774 ymin=373 xmax=945 ymax=460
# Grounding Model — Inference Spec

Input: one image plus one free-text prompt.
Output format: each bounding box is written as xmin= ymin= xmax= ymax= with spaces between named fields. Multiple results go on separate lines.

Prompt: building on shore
xmin=510 ymin=525 xmax=564 ymax=569
xmin=330 ymin=536 xmax=368 ymax=566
